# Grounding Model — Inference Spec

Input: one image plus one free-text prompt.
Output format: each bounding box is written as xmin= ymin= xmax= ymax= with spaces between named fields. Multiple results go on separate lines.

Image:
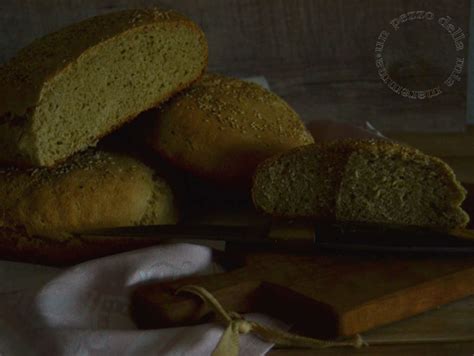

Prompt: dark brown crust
xmin=152 ymin=143 xmax=254 ymax=191
xmin=149 ymin=73 xmax=314 ymax=188
xmin=0 ymin=227 xmax=167 ymax=266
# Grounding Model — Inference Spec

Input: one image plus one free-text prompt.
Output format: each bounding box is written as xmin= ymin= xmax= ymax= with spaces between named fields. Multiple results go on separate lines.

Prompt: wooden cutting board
xmin=131 ymin=184 xmax=474 ymax=339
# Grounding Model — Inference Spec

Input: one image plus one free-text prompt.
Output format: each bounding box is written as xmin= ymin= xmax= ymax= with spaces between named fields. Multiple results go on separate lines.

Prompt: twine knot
xmin=176 ymin=285 xmax=367 ymax=356
xmin=234 ymin=319 xmax=252 ymax=334
xmin=227 ymin=311 xmax=252 ymax=334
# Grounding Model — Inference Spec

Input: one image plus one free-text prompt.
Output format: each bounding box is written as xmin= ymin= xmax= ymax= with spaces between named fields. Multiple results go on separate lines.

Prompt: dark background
xmin=0 ymin=0 xmax=470 ymax=131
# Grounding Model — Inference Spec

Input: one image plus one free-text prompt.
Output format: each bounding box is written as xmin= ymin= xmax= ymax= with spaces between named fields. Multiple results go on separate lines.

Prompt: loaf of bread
xmin=149 ymin=74 xmax=314 ymax=187
xmin=252 ymin=139 xmax=469 ymax=229
xmin=0 ymin=150 xmax=178 ymax=264
xmin=0 ymin=8 xmax=208 ymax=167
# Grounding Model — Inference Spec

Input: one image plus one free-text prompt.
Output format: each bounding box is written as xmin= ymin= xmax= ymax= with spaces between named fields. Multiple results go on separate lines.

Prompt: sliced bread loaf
xmin=0 ymin=149 xmax=178 ymax=264
xmin=0 ymin=8 xmax=208 ymax=167
xmin=252 ymin=139 xmax=469 ymax=229
xmin=150 ymin=74 xmax=314 ymax=187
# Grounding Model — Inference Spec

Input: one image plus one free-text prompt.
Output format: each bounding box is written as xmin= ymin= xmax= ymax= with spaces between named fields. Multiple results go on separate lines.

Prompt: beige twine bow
xmin=176 ymin=285 xmax=367 ymax=356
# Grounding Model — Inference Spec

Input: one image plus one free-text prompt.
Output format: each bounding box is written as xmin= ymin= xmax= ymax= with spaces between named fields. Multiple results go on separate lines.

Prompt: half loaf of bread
xmin=0 ymin=150 xmax=178 ymax=265
xmin=150 ymin=74 xmax=314 ymax=187
xmin=0 ymin=8 xmax=208 ymax=167
xmin=252 ymin=139 xmax=469 ymax=229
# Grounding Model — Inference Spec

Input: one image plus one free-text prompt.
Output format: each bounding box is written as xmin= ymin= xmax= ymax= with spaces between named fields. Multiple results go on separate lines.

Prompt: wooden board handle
xmin=131 ymin=267 xmax=262 ymax=329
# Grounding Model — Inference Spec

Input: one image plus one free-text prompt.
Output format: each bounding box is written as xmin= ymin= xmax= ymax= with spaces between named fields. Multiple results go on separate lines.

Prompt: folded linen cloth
xmin=0 ymin=244 xmax=287 ymax=356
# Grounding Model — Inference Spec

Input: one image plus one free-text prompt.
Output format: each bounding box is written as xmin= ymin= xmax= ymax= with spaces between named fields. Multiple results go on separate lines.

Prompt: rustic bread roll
xmin=0 ymin=8 xmax=208 ymax=167
xmin=252 ymin=139 xmax=469 ymax=229
xmin=150 ymin=74 xmax=314 ymax=187
xmin=0 ymin=150 xmax=178 ymax=264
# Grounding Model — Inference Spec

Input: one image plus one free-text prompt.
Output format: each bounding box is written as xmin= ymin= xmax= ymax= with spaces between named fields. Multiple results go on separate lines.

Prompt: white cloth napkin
xmin=0 ymin=244 xmax=285 ymax=356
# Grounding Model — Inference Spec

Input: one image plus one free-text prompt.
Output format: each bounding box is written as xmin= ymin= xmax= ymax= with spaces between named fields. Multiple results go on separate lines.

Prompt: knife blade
xmin=76 ymin=221 xmax=474 ymax=254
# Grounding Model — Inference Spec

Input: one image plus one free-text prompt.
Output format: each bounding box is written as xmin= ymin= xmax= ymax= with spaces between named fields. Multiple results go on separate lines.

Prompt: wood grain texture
xmin=271 ymin=341 xmax=474 ymax=355
xmin=131 ymin=249 xmax=474 ymax=339
xmin=0 ymin=0 xmax=469 ymax=131
xmin=361 ymin=296 xmax=474 ymax=344
xmin=388 ymin=126 xmax=474 ymax=158
xmin=388 ymin=128 xmax=474 ymax=183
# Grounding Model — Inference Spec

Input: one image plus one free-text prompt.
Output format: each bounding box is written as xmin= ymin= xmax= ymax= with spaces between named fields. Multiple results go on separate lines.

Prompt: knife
xmin=76 ymin=221 xmax=474 ymax=255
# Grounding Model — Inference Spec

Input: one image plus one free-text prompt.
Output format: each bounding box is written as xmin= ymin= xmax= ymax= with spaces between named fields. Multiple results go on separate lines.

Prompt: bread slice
xmin=0 ymin=150 xmax=178 ymax=264
xmin=0 ymin=8 xmax=208 ymax=167
xmin=252 ymin=139 xmax=469 ymax=229
xmin=150 ymin=73 xmax=314 ymax=187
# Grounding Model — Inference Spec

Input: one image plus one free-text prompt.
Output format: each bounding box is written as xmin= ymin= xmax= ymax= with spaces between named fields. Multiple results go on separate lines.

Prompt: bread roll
xmin=0 ymin=8 xmax=208 ymax=167
xmin=0 ymin=150 xmax=178 ymax=264
xmin=252 ymin=139 xmax=469 ymax=229
xmin=150 ymin=74 xmax=314 ymax=187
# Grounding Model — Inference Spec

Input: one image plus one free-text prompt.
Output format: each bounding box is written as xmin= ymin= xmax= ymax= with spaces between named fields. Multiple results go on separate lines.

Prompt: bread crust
xmin=150 ymin=73 xmax=314 ymax=187
xmin=252 ymin=139 xmax=469 ymax=228
xmin=0 ymin=150 xmax=178 ymax=239
xmin=0 ymin=227 xmax=166 ymax=266
xmin=0 ymin=8 xmax=208 ymax=167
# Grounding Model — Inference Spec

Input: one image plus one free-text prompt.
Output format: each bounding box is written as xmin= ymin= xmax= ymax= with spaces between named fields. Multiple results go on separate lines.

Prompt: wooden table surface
xmin=270 ymin=127 xmax=474 ymax=355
